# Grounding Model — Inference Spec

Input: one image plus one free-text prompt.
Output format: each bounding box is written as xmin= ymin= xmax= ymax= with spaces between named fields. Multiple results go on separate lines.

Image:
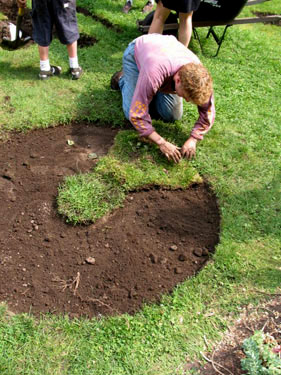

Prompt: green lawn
xmin=0 ymin=0 xmax=280 ymax=374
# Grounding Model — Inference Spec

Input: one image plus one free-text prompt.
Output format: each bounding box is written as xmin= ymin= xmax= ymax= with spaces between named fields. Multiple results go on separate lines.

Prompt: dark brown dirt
xmin=78 ymin=33 xmax=97 ymax=48
xmin=0 ymin=122 xmax=220 ymax=318
xmin=0 ymin=20 xmax=11 ymax=42
xmin=76 ymin=6 xmax=123 ymax=33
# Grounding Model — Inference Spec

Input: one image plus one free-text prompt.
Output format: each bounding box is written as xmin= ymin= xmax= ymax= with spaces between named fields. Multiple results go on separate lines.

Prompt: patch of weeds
xmin=241 ymin=330 xmax=281 ymax=375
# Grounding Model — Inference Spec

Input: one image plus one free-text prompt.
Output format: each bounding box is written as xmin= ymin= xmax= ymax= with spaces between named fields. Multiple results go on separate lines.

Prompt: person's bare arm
xmin=182 ymin=94 xmax=215 ymax=160
xmin=147 ymin=131 xmax=182 ymax=163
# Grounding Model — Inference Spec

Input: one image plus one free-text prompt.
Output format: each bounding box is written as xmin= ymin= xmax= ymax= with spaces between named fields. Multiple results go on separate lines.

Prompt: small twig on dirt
xmin=73 ymin=272 xmax=80 ymax=296
xmin=252 ymin=289 xmax=281 ymax=297
xmin=258 ymin=306 xmax=278 ymax=316
xmin=261 ymin=318 xmax=269 ymax=332
xmin=211 ymin=349 xmax=225 ymax=375
xmin=21 ymin=288 xmax=30 ymax=295
xmin=269 ymin=319 xmax=281 ymax=336
xmin=52 ymin=275 xmax=70 ymax=291
xmin=88 ymin=298 xmax=113 ymax=310
xmin=210 ymin=320 xmax=219 ymax=331
xmin=242 ymin=320 xmax=255 ymax=334
xmin=200 ymin=352 xmax=235 ymax=375
xmin=52 ymin=272 xmax=81 ymax=295
xmin=87 ymin=297 xmax=119 ymax=313
xmin=203 ymin=335 xmax=209 ymax=349
xmin=270 ymin=329 xmax=281 ymax=336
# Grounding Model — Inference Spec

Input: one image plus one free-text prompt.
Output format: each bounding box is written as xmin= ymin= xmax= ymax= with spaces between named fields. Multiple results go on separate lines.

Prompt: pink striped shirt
xmin=130 ymin=34 xmax=215 ymax=140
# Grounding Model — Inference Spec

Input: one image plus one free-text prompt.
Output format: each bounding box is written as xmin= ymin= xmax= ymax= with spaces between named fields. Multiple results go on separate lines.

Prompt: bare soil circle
xmin=0 ymin=123 xmax=220 ymax=318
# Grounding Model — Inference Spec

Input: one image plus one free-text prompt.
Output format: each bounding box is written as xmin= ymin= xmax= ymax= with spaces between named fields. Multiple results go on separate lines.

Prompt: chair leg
xmin=193 ymin=27 xmax=204 ymax=54
xmin=207 ymin=25 xmax=232 ymax=57
xmin=193 ymin=24 xmax=232 ymax=57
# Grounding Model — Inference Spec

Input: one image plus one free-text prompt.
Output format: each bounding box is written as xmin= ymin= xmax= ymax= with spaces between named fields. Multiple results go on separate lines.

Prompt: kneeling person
xmin=111 ymin=34 xmax=215 ymax=163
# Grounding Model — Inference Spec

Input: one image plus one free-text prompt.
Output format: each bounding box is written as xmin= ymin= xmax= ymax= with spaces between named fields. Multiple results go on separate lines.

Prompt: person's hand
xmin=17 ymin=0 xmax=27 ymax=8
xmin=181 ymin=137 xmax=198 ymax=159
xmin=159 ymin=140 xmax=182 ymax=163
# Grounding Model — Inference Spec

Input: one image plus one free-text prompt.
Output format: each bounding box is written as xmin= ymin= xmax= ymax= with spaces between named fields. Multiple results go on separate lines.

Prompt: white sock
xmin=40 ymin=59 xmax=51 ymax=71
xmin=69 ymin=56 xmax=79 ymax=69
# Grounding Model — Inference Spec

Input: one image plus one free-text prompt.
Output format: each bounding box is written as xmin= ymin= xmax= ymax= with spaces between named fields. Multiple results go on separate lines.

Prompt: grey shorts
xmin=32 ymin=0 xmax=79 ymax=46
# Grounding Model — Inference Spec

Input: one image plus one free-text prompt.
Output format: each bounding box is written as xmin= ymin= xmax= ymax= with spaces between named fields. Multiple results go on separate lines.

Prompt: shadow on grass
xmin=0 ymin=60 xmax=38 ymax=80
xmin=77 ymin=0 xmax=147 ymax=37
xmin=251 ymin=267 xmax=281 ymax=290
xmin=228 ymin=172 xmax=281 ymax=242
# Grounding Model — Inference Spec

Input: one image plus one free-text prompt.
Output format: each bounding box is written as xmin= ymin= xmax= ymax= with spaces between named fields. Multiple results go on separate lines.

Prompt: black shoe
xmin=110 ymin=70 xmax=123 ymax=90
xmin=70 ymin=66 xmax=83 ymax=80
xmin=39 ymin=65 xmax=62 ymax=80
xmin=122 ymin=1 xmax=132 ymax=13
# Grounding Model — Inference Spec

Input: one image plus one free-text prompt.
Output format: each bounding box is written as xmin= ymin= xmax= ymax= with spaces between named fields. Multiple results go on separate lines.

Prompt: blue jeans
xmin=119 ymin=41 xmax=183 ymax=122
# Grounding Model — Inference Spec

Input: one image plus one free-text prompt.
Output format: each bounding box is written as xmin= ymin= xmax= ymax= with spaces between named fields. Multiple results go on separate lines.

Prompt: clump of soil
xmin=0 ymin=20 xmax=11 ymax=43
xmin=78 ymin=33 xmax=97 ymax=48
xmin=0 ymin=0 xmax=33 ymax=39
xmin=0 ymin=123 xmax=220 ymax=318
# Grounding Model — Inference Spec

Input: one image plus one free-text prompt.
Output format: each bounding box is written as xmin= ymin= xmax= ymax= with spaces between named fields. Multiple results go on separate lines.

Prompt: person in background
xmin=122 ymin=0 xmax=155 ymax=14
xmin=110 ymin=34 xmax=215 ymax=163
xmin=17 ymin=0 xmax=83 ymax=80
xmin=148 ymin=0 xmax=201 ymax=47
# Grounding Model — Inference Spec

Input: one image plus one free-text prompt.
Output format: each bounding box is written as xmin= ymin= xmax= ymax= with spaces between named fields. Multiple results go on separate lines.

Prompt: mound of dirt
xmin=0 ymin=123 xmax=220 ymax=318
xmin=0 ymin=0 xmax=33 ymax=38
xmin=0 ymin=20 xmax=11 ymax=43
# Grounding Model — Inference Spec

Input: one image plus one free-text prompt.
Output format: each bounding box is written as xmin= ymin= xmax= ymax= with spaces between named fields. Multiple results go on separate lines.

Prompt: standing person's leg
xmin=67 ymin=40 xmax=82 ymax=79
xmin=53 ymin=0 xmax=82 ymax=79
xmin=38 ymin=45 xmax=62 ymax=78
xmin=178 ymin=11 xmax=193 ymax=47
xmin=148 ymin=0 xmax=170 ymax=35
xmin=32 ymin=0 xmax=61 ymax=79
xmin=118 ymin=42 xmax=140 ymax=119
xmin=67 ymin=41 xmax=77 ymax=59
xmin=38 ymin=45 xmax=49 ymax=65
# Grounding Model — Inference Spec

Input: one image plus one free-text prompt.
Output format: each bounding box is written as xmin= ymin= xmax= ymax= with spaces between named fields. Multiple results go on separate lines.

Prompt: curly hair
xmin=178 ymin=63 xmax=213 ymax=106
